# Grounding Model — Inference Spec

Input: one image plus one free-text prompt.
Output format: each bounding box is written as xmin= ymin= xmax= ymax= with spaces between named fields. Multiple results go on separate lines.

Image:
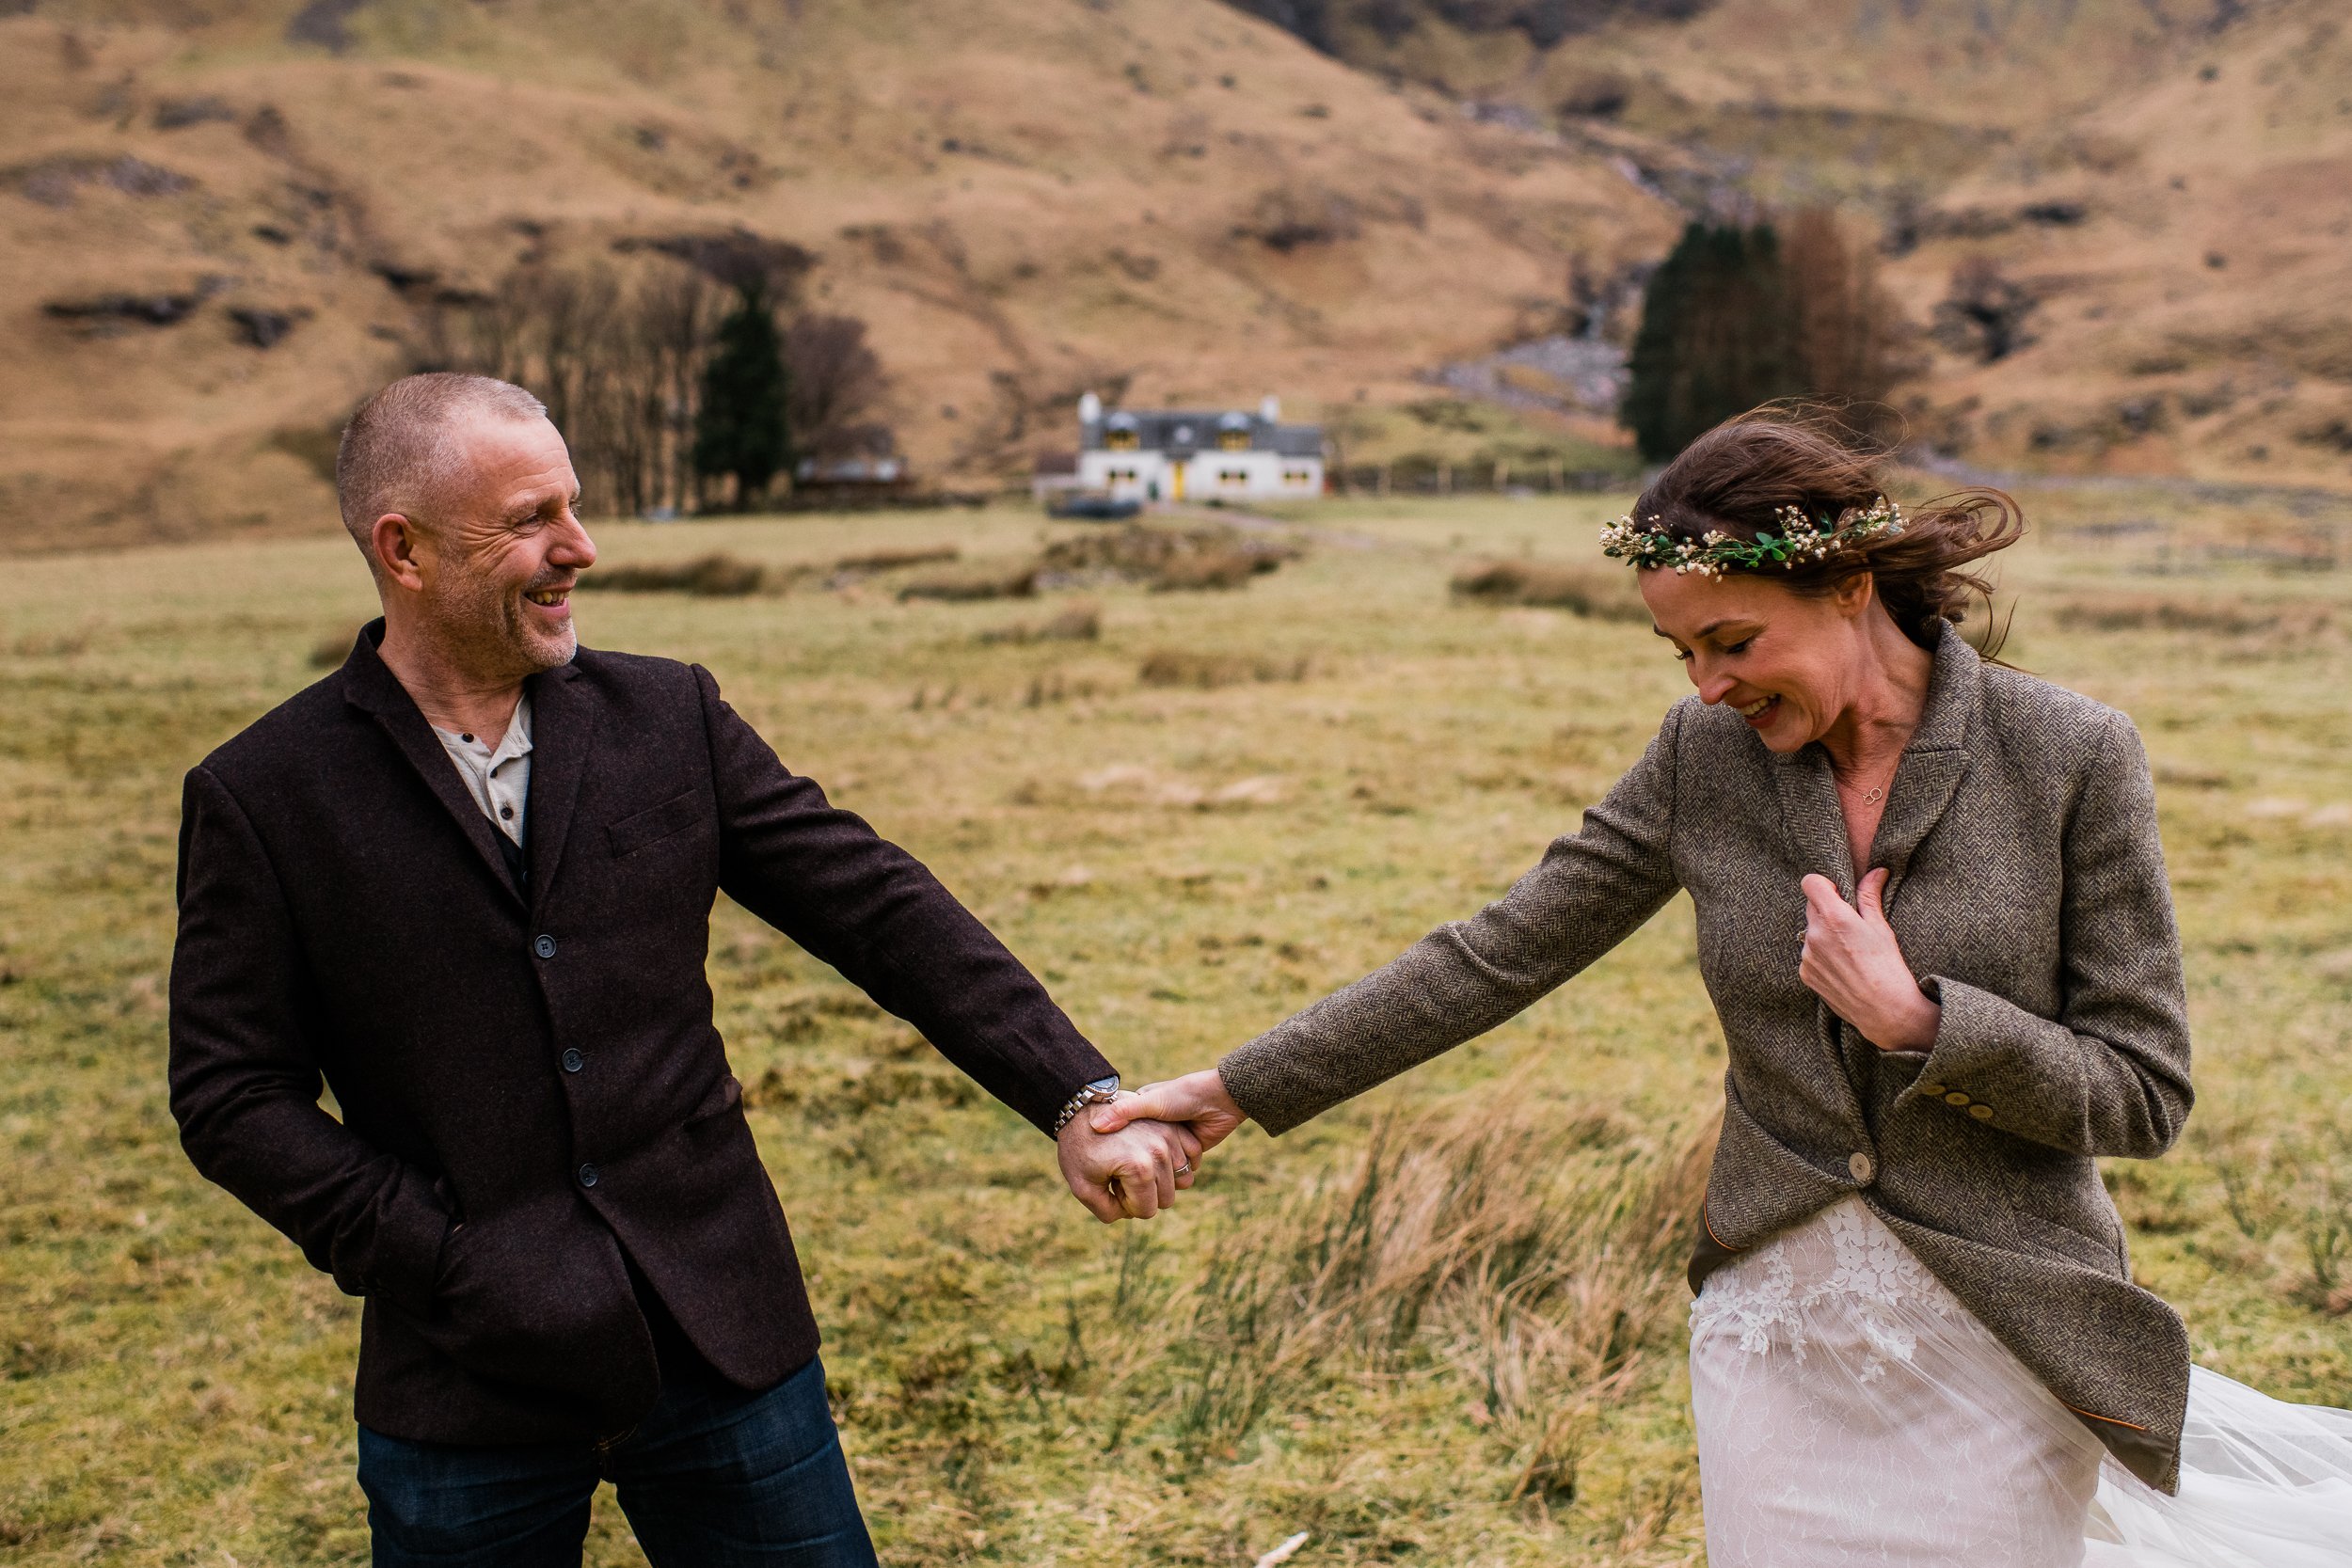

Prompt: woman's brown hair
xmin=1629 ymin=411 xmax=2025 ymax=657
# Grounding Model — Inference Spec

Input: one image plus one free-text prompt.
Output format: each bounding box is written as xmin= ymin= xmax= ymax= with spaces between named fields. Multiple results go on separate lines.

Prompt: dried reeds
xmin=1137 ymin=1095 xmax=1718 ymax=1465
xmin=1451 ymin=560 xmax=1650 ymax=623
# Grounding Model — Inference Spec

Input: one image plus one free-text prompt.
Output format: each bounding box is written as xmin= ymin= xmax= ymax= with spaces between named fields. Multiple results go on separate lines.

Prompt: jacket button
xmin=562 ymin=1048 xmax=584 ymax=1073
xmin=1917 ymin=1082 xmax=1947 ymax=1097
xmin=1968 ymin=1103 xmax=1994 ymax=1121
xmin=578 ymin=1162 xmax=600 ymax=1188
xmin=1848 ymin=1150 xmax=1875 ymax=1184
xmin=533 ymin=934 xmax=557 ymax=959
xmin=1944 ymin=1090 xmax=1972 ymax=1108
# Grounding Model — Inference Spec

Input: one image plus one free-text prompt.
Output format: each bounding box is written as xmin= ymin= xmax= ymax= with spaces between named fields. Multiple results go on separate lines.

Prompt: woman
xmin=1097 ymin=417 xmax=2352 ymax=1564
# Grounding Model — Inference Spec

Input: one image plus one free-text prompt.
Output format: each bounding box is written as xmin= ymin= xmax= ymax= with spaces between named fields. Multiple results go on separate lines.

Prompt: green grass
xmin=4 ymin=492 xmax=2350 ymax=1564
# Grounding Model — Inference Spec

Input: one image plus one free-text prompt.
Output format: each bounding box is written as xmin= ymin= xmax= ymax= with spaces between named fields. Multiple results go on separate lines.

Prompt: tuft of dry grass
xmin=1041 ymin=524 xmax=1301 ymax=592
xmin=976 ymin=602 xmax=1102 ymax=645
xmin=580 ymin=553 xmax=771 ymax=596
xmin=2050 ymin=593 xmax=2333 ymax=637
xmin=1452 ymin=560 xmax=1651 ymax=622
xmin=1137 ymin=649 xmax=1312 ymax=689
xmin=834 ymin=546 xmax=960 ymax=573
xmin=897 ymin=562 xmax=1041 ymax=602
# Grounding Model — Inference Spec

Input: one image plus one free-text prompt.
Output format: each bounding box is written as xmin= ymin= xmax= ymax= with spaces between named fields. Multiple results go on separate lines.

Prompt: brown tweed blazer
xmin=1219 ymin=626 xmax=2195 ymax=1490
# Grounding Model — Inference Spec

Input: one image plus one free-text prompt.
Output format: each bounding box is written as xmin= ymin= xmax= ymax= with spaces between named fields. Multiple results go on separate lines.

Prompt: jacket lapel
xmin=339 ymin=622 xmax=525 ymax=907
xmin=1867 ymin=626 xmax=1982 ymax=907
xmin=520 ymin=659 xmax=599 ymax=916
xmin=1771 ymin=745 xmax=1854 ymax=897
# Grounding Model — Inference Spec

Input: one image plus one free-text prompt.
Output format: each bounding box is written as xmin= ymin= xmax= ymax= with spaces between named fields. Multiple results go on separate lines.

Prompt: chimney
xmin=1259 ymin=394 xmax=1280 ymax=424
xmin=1078 ymin=390 xmax=1103 ymax=425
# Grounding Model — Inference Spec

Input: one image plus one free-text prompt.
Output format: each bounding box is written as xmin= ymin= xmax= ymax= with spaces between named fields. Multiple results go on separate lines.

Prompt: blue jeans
xmin=357 ymin=1356 xmax=878 ymax=1568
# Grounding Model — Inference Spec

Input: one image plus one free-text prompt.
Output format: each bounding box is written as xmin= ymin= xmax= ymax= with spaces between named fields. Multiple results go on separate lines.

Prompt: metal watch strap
xmin=1052 ymin=1074 xmax=1120 ymax=1134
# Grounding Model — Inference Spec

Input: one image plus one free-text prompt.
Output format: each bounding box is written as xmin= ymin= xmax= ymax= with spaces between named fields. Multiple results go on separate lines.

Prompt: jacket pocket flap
xmin=608 ymin=788 xmax=709 ymax=858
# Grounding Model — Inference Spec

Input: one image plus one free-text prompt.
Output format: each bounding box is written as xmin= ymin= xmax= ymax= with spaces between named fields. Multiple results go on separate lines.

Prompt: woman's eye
xmin=1724 ymin=638 xmax=1754 ymax=656
xmin=1673 ymin=647 xmax=1692 ymax=662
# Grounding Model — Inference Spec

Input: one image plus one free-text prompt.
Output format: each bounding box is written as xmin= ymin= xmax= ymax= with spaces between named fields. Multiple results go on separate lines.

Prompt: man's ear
xmin=370 ymin=513 xmax=428 ymax=593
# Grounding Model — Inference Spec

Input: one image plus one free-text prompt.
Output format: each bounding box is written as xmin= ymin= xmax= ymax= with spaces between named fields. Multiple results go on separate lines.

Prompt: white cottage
xmin=1074 ymin=392 xmax=1324 ymax=502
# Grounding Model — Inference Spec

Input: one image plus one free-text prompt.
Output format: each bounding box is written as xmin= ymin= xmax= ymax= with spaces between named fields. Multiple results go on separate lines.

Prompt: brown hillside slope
xmin=0 ymin=0 xmax=1674 ymax=552
xmin=1239 ymin=0 xmax=2352 ymax=489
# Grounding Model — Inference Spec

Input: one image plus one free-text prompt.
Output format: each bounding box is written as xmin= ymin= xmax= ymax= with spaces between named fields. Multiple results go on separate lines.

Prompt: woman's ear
xmin=1832 ymin=570 xmax=1877 ymax=618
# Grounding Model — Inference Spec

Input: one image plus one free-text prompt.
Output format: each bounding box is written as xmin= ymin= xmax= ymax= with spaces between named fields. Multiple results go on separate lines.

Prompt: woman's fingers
xmin=1089 ymin=1080 xmax=1188 ymax=1135
xmin=1856 ymin=866 xmax=1892 ymax=920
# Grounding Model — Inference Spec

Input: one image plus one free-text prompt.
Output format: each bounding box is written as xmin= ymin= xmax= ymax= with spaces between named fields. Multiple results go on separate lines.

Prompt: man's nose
xmin=552 ymin=515 xmax=596 ymax=570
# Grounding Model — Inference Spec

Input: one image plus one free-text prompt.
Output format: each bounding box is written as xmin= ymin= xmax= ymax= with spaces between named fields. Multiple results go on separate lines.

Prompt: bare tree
xmin=784 ymin=314 xmax=890 ymax=461
xmin=1783 ymin=208 xmax=1913 ymax=436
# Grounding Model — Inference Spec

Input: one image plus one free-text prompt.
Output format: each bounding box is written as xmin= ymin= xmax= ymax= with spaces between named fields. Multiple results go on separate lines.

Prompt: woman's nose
xmin=1692 ymin=666 xmax=1737 ymax=704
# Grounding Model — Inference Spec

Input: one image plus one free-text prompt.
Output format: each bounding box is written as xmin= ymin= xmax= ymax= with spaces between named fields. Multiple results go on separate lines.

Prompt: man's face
xmin=408 ymin=414 xmax=596 ymax=678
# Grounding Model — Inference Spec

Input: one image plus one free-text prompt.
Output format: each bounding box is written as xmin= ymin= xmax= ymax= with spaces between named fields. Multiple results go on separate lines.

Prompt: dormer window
xmin=1104 ymin=429 xmax=1139 ymax=451
xmin=1217 ymin=429 xmax=1250 ymax=451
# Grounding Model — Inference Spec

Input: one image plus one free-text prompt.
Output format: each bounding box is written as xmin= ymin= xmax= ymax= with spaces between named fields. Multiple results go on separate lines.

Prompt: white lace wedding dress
xmin=1688 ymin=1197 xmax=2352 ymax=1565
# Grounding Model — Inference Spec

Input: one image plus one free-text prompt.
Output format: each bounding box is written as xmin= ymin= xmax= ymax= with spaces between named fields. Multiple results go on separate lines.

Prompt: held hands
xmin=1056 ymin=1093 xmax=1203 ymax=1224
xmin=1087 ymin=1069 xmax=1248 ymax=1156
xmin=1799 ymin=869 xmax=1942 ymax=1052
xmin=1054 ymin=1072 xmax=1249 ymax=1224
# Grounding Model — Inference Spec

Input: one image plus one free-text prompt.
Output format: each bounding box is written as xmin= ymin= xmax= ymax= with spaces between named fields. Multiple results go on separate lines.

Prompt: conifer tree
xmin=1622 ymin=222 xmax=1806 ymax=462
xmin=692 ymin=279 xmax=793 ymax=506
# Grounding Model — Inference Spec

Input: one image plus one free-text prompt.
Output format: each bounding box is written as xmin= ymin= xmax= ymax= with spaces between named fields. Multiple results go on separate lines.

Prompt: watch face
xmin=1088 ymin=1075 xmax=1120 ymax=1096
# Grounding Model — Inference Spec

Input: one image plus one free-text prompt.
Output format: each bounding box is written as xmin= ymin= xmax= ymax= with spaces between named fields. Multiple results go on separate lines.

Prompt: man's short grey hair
xmin=335 ymin=373 xmax=548 ymax=565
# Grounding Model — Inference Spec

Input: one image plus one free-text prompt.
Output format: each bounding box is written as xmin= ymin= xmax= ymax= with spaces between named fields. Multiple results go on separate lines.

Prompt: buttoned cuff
xmin=1898 ymin=976 xmax=2023 ymax=1128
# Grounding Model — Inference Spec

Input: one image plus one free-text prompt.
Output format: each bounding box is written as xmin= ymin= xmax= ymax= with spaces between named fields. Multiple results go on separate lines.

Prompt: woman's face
xmin=1638 ymin=566 xmax=1874 ymax=753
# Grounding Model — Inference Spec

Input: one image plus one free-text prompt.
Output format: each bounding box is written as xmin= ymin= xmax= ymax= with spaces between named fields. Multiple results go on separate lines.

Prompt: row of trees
xmin=1622 ymin=210 xmax=1912 ymax=461
xmin=425 ymin=260 xmax=889 ymax=515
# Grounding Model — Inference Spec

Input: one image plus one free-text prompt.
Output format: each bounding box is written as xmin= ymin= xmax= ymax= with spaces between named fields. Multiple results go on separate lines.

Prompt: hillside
xmin=1238 ymin=0 xmax=2352 ymax=487
xmin=0 ymin=0 xmax=1673 ymax=552
xmin=4 ymin=0 xmax=2347 ymax=554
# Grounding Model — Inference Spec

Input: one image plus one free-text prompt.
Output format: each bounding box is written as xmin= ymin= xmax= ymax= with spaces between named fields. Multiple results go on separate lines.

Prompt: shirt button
xmin=1848 ymin=1150 xmax=1875 ymax=1184
xmin=578 ymin=1163 xmax=600 ymax=1188
xmin=562 ymin=1048 xmax=584 ymax=1073
xmin=1944 ymin=1090 xmax=1972 ymax=1107
xmin=1968 ymin=1103 xmax=1994 ymax=1121
xmin=533 ymin=934 xmax=557 ymax=959
xmin=500 ymin=804 xmax=515 ymax=820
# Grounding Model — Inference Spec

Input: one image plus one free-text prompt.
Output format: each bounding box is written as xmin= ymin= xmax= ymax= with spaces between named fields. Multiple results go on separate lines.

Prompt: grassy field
xmin=5 ymin=489 xmax=2351 ymax=1566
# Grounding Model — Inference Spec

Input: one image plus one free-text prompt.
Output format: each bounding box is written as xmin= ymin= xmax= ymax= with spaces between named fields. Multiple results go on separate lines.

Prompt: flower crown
xmin=1598 ymin=496 xmax=1906 ymax=578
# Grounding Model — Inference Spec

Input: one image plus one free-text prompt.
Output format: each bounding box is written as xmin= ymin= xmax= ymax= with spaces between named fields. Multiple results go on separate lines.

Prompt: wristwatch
xmin=1052 ymin=1073 xmax=1120 ymax=1134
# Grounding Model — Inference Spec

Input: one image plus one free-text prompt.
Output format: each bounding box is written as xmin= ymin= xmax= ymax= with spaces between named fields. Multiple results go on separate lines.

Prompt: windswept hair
xmin=1630 ymin=410 xmax=2025 ymax=658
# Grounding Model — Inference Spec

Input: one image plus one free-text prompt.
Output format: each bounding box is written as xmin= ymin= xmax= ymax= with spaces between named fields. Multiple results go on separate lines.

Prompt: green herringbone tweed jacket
xmin=1218 ymin=626 xmax=2195 ymax=1490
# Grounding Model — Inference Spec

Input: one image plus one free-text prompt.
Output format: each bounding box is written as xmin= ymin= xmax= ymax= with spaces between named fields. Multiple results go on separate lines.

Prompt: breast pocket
xmin=607 ymin=788 xmax=712 ymax=859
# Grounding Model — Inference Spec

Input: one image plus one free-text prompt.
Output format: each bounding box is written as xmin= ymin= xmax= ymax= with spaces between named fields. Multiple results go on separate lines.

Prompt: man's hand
xmin=1799 ymin=868 xmax=1941 ymax=1051
xmin=1057 ymin=1104 xmax=1202 ymax=1223
xmin=1087 ymin=1069 xmax=1248 ymax=1154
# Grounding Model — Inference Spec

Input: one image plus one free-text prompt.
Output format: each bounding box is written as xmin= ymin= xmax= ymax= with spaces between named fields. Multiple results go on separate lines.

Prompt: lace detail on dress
xmin=1690 ymin=1198 xmax=1959 ymax=1380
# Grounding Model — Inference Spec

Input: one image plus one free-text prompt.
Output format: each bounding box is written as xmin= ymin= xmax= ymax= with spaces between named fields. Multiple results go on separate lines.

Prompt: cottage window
xmin=1284 ymin=468 xmax=1312 ymax=484
xmin=1104 ymin=430 xmax=1139 ymax=451
xmin=1217 ymin=430 xmax=1250 ymax=451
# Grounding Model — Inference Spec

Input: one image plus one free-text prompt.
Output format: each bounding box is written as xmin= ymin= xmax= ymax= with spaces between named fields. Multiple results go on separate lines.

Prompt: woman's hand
xmin=1088 ymin=1069 xmax=1248 ymax=1158
xmin=1799 ymin=868 xmax=1941 ymax=1052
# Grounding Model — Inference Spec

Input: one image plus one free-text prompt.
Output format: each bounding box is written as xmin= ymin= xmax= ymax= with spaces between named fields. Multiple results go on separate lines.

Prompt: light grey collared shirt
xmin=431 ymin=692 xmax=533 ymax=847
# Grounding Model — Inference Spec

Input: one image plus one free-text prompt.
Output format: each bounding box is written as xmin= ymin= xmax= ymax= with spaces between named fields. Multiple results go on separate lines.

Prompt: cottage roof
xmin=1085 ymin=406 xmax=1322 ymax=459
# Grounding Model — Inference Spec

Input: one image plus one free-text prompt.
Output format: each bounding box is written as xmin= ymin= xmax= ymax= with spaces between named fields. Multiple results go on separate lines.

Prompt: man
xmin=167 ymin=373 xmax=1199 ymax=1566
